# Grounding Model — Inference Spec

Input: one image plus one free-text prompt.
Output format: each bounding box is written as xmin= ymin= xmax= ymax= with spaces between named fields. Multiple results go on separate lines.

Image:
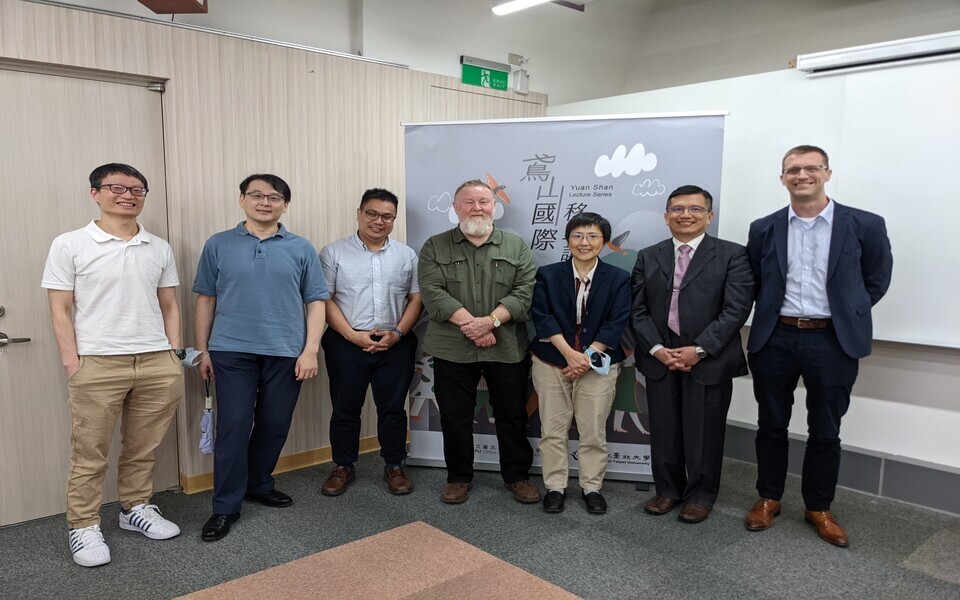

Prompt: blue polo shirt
xmin=193 ymin=222 xmax=329 ymax=357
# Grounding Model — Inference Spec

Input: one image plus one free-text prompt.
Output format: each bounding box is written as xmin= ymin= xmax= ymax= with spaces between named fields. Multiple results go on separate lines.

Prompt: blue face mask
xmin=585 ymin=348 xmax=612 ymax=376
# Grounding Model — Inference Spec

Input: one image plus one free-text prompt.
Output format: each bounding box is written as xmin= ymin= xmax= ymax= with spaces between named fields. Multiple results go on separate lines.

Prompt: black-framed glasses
xmin=782 ymin=165 xmax=827 ymax=176
xmin=244 ymin=191 xmax=285 ymax=204
xmin=98 ymin=184 xmax=148 ymax=197
xmin=667 ymin=205 xmax=709 ymax=215
xmin=360 ymin=209 xmax=396 ymax=223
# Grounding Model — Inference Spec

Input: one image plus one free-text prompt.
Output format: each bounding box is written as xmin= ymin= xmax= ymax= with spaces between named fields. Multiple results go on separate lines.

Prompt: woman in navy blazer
xmin=529 ymin=212 xmax=632 ymax=515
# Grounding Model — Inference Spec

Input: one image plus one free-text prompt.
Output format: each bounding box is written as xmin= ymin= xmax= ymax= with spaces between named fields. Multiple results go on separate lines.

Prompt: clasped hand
xmin=654 ymin=346 xmax=702 ymax=372
xmin=460 ymin=316 xmax=497 ymax=348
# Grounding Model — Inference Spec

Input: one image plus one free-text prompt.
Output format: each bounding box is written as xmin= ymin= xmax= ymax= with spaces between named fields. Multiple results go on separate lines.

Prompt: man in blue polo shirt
xmin=193 ymin=173 xmax=328 ymax=542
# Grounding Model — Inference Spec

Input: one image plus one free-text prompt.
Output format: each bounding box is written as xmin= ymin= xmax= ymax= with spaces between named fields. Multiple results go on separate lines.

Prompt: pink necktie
xmin=668 ymin=244 xmax=692 ymax=335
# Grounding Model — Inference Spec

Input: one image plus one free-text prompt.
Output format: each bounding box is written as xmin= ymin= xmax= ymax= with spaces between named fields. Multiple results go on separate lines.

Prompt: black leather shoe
xmin=201 ymin=513 xmax=240 ymax=542
xmin=244 ymin=489 xmax=293 ymax=508
xmin=543 ymin=490 xmax=566 ymax=513
xmin=582 ymin=491 xmax=607 ymax=515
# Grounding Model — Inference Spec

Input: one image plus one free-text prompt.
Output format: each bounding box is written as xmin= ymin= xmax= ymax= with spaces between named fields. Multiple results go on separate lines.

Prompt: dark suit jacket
xmin=631 ymin=235 xmax=754 ymax=386
xmin=529 ymin=258 xmax=631 ymax=367
xmin=746 ymin=200 xmax=893 ymax=359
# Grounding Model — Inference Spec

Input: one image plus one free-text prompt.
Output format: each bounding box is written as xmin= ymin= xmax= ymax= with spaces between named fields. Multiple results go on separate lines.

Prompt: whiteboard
xmin=549 ymin=60 xmax=960 ymax=349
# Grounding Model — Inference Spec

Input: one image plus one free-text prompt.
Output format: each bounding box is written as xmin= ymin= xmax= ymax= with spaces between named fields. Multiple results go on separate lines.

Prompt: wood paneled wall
xmin=0 ymin=0 xmax=546 ymax=480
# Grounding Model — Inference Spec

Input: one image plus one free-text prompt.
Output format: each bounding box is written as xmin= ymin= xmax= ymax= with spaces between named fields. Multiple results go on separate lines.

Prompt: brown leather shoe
xmin=804 ymin=510 xmax=850 ymax=547
xmin=644 ymin=495 xmax=679 ymax=515
xmin=505 ymin=480 xmax=541 ymax=504
xmin=744 ymin=498 xmax=781 ymax=531
xmin=383 ymin=466 xmax=413 ymax=495
xmin=321 ymin=466 xmax=356 ymax=496
xmin=441 ymin=482 xmax=472 ymax=504
xmin=678 ymin=503 xmax=711 ymax=523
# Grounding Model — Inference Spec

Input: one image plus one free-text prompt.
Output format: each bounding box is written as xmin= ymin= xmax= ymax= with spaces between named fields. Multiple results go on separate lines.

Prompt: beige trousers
xmin=531 ymin=355 xmax=619 ymax=491
xmin=66 ymin=351 xmax=183 ymax=528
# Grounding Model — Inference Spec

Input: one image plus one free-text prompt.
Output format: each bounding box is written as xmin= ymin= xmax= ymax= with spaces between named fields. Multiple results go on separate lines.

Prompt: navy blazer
xmin=529 ymin=258 xmax=631 ymax=367
xmin=631 ymin=235 xmax=754 ymax=386
xmin=746 ymin=200 xmax=893 ymax=360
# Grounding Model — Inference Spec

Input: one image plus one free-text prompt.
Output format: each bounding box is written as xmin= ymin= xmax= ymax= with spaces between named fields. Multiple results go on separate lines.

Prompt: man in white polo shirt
xmin=42 ymin=163 xmax=184 ymax=568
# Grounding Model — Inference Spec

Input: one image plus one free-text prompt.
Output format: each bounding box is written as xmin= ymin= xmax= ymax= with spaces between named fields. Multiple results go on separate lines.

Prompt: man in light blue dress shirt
xmin=745 ymin=146 xmax=893 ymax=547
xmin=319 ymin=188 xmax=423 ymax=496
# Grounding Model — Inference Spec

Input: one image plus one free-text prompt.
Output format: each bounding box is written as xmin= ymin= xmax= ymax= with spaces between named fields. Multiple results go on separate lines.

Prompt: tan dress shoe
xmin=383 ymin=466 xmax=413 ymax=495
xmin=804 ymin=510 xmax=850 ymax=547
xmin=678 ymin=503 xmax=711 ymax=523
xmin=505 ymin=480 xmax=541 ymax=504
xmin=441 ymin=482 xmax=473 ymax=504
xmin=744 ymin=498 xmax=781 ymax=531
xmin=321 ymin=466 xmax=356 ymax=496
xmin=644 ymin=495 xmax=679 ymax=515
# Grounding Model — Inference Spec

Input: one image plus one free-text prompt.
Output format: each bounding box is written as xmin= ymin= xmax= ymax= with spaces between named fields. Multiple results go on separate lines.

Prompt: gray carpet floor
xmin=1 ymin=454 xmax=958 ymax=599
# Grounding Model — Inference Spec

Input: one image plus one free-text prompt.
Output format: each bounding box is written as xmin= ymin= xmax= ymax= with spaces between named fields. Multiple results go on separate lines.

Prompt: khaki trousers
xmin=66 ymin=351 xmax=183 ymax=528
xmin=532 ymin=355 xmax=619 ymax=491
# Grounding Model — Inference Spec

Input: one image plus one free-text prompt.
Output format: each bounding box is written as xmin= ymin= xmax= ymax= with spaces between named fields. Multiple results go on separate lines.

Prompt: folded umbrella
xmin=199 ymin=378 xmax=215 ymax=454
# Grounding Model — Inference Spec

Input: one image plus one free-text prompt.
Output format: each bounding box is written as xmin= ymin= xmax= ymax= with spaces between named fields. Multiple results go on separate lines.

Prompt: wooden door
xmin=0 ymin=68 xmax=178 ymax=525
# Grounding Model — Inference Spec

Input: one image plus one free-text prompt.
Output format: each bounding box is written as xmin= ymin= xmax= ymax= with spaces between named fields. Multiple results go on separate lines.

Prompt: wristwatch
xmin=392 ymin=328 xmax=404 ymax=338
xmin=172 ymin=349 xmax=187 ymax=360
xmin=695 ymin=346 xmax=707 ymax=359
xmin=489 ymin=313 xmax=501 ymax=328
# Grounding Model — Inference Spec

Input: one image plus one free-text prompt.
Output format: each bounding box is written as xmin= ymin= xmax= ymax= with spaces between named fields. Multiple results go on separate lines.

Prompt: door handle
xmin=0 ymin=332 xmax=31 ymax=347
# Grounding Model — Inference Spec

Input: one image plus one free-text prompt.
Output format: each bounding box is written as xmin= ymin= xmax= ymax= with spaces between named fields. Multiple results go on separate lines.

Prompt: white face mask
xmin=585 ymin=348 xmax=612 ymax=376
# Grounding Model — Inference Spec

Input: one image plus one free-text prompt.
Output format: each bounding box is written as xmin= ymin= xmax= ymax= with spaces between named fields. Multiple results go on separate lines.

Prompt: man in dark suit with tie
xmin=744 ymin=145 xmax=893 ymax=547
xmin=631 ymin=185 xmax=754 ymax=523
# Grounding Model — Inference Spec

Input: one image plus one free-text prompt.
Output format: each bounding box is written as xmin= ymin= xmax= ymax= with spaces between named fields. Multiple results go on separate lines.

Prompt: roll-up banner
xmin=403 ymin=113 xmax=726 ymax=481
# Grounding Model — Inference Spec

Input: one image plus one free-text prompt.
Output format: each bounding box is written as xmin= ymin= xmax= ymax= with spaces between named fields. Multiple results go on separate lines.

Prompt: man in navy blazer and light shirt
xmin=631 ymin=185 xmax=754 ymax=524
xmin=744 ymin=145 xmax=893 ymax=547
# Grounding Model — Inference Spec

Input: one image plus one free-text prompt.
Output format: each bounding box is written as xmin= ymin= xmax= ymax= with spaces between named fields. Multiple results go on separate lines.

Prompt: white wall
xmin=548 ymin=67 xmax=960 ymax=470
xmin=49 ymin=0 xmax=960 ymax=105
xmin=623 ymin=0 xmax=960 ymax=94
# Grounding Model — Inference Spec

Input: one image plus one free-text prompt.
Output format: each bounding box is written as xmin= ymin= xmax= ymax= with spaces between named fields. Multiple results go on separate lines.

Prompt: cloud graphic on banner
xmin=427 ymin=192 xmax=453 ymax=212
xmin=594 ymin=143 xmax=657 ymax=177
xmin=632 ymin=179 xmax=666 ymax=197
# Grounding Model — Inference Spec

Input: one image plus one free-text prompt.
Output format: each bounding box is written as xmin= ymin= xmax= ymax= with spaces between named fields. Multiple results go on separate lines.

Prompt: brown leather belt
xmin=779 ymin=316 xmax=833 ymax=329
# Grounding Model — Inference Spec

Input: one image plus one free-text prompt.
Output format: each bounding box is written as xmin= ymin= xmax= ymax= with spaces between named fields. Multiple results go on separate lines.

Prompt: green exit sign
xmin=462 ymin=63 xmax=508 ymax=91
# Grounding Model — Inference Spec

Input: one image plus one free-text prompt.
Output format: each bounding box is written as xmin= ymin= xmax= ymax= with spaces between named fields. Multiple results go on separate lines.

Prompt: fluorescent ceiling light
xmin=493 ymin=0 xmax=553 ymax=16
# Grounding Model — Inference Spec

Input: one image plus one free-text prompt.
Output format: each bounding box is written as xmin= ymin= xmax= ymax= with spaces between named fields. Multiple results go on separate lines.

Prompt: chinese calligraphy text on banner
xmin=404 ymin=114 xmax=726 ymax=481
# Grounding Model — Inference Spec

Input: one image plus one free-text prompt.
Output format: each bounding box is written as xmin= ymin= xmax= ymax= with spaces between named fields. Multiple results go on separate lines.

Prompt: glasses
xmin=244 ymin=191 xmax=285 ymax=204
xmin=782 ymin=165 xmax=827 ymax=176
xmin=98 ymin=184 xmax=148 ymax=197
xmin=360 ymin=209 xmax=396 ymax=223
xmin=667 ymin=205 xmax=709 ymax=215
xmin=458 ymin=199 xmax=493 ymax=208
xmin=568 ymin=232 xmax=602 ymax=243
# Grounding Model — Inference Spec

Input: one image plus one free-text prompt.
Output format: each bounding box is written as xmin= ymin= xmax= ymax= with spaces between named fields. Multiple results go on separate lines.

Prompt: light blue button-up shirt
xmin=780 ymin=199 xmax=834 ymax=318
xmin=319 ymin=233 xmax=419 ymax=330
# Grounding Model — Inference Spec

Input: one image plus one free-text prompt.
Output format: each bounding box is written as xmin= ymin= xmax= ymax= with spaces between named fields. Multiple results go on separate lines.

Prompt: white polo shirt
xmin=41 ymin=220 xmax=179 ymax=355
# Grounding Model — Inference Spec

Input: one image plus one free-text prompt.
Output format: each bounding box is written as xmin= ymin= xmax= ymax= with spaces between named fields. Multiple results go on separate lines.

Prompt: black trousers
xmin=432 ymin=356 xmax=534 ymax=484
xmin=322 ymin=328 xmax=417 ymax=467
xmin=645 ymin=331 xmax=733 ymax=507
xmin=748 ymin=322 xmax=858 ymax=511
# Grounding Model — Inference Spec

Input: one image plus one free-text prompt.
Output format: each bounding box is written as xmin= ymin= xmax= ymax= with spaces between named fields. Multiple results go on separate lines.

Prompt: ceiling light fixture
xmin=492 ymin=0 xmax=553 ymax=16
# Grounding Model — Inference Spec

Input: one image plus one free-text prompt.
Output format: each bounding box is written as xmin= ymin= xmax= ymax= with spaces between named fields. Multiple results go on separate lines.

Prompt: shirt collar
xmin=352 ymin=232 xmax=391 ymax=252
xmin=236 ymin=221 xmax=287 ymax=238
xmin=573 ymin=258 xmax=599 ymax=283
xmin=673 ymin=232 xmax=705 ymax=252
xmin=84 ymin=220 xmax=151 ymax=244
xmin=453 ymin=225 xmax=501 ymax=246
xmin=788 ymin=197 xmax=834 ymax=224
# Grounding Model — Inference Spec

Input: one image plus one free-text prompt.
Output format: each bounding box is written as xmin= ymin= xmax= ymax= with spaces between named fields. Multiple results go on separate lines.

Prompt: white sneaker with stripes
xmin=69 ymin=524 xmax=111 ymax=567
xmin=119 ymin=503 xmax=181 ymax=540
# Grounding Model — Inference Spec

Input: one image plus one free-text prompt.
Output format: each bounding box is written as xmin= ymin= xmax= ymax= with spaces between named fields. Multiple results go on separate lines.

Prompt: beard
xmin=459 ymin=216 xmax=494 ymax=238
